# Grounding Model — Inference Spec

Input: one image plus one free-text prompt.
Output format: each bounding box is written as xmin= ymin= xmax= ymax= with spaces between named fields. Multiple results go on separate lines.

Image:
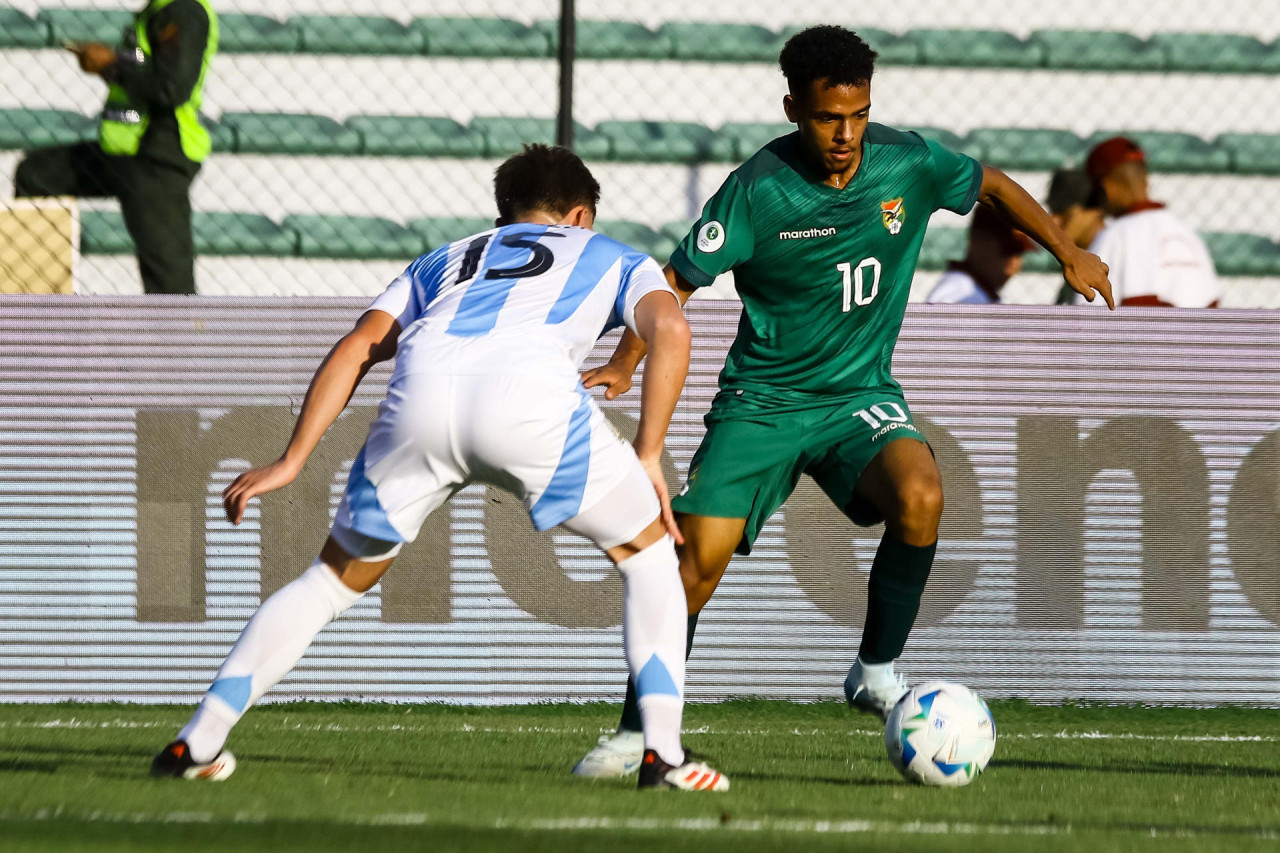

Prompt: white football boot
xmin=637 ymin=749 xmax=730 ymax=791
xmin=571 ymin=729 xmax=645 ymax=778
xmin=844 ymin=658 xmax=909 ymax=720
xmin=150 ymin=740 xmax=236 ymax=780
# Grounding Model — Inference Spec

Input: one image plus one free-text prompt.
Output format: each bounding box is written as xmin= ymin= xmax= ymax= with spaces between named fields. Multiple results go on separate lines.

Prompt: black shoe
xmin=150 ymin=740 xmax=237 ymax=780
xmin=637 ymin=748 xmax=729 ymax=791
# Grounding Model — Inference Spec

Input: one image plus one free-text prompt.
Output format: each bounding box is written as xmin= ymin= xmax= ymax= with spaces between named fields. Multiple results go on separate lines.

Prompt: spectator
xmin=1047 ymin=168 xmax=1104 ymax=304
xmin=1079 ymin=136 xmax=1220 ymax=308
xmin=13 ymin=0 xmax=218 ymax=294
xmin=926 ymin=204 xmax=1034 ymax=304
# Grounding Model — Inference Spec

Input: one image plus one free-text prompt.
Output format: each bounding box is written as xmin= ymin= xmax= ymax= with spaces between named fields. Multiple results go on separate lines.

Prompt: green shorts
xmin=670 ymin=388 xmax=925 ymax=555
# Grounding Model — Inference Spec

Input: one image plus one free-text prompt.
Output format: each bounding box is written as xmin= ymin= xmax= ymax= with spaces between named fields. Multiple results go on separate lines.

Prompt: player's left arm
xmin=977 ymin=165 xmax=1115 ymax=310
xmin=221 ymin=310 xmax=400 ymax=524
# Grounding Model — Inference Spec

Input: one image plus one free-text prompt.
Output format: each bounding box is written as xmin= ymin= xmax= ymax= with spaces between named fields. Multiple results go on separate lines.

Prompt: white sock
xmin=858 ymin=656 xmax=897 ymax=688
xmin=616 ymin=535 xmax=686 ymax=767
xmin=179 ymin=561 xmax=364 ymax=762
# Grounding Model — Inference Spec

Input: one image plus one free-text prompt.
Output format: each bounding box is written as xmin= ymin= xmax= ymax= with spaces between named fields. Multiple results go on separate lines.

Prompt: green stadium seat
xmin=295 ymin=15 xmax=422 ymax=55
xmin=415 ymin=18 xmax=551 ymax=58
xmin=965 ymin=128 xmax=1086 ymax=171
xmin=469 ymin=116 xmax=611 ymax=159
xmin=205 ymin=117 xmax=236 ymax=153
xmin=1151 ymin=33 xmax=1280 ymax=74
xmin=285 ymin=215 xmax=423 ymax=260
xmin=1085 ymin=131 xmax=1230 ymax=173
xmin=901 ymin=126 xmax=967 ymax=152
xmin=0 ymin=109 xmax=95 ymax=150
xmin=1203 ymin=232 xmax=1280 ymax=276
xmin=218 ymin=14 xmax=300 ymax=53
xmin=597 ymin=120 xmax=714 ymax=163
xmin=850 ymin=28 xmax=921 ymax=66
xmin=193 ymin=212 xmax=297 ymax=256
xmin=594 ymin=221 xmax=675 ymax=260
xmin=80 ymin=209 xmax=133 ymax=255
xmin=1019 ymin=244 xmax=1060 ymax=274
xmin=911 ymin=29 xmax=1043 ymax=68
xmin=660 ymin=22 xmax=782 ymax=62
xmin=539 ymin=19 xmax=674 ymax=60
xmin=0 ymin=7 xmax=50 ymax=48
xmin=346 ymin=115 xmax=485 ymax=157
xmin=661 ymin=221 xmax=695 ymax=249
xmin=408 ymin=217 xmax=496 ymax=248
xmin=222 ymin=112 xmax=362 ymax=155
xmin=38 ymin=8 xmax=131 ymax=44
xmin=707 ymin=122 xmax=793 ymax=162
xmin=1032 ymin=30 xmax=1165 ymax=71
xmin=917 ymin=227 xmax=967 ymax=271
xmin=1217 ymin=133 xmax=1280 ymax=176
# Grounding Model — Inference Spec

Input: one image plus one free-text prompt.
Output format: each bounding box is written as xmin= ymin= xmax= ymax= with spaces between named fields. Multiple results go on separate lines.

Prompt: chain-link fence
xmin=2 ymin=0 xmax=1278 ymax=304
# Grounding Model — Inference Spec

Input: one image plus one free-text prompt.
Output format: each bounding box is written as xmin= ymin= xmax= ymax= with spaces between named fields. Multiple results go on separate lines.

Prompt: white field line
xmin=0 ymin=718 xmax=1276 ymax=744
xmin=0 ymin=809 xmax=1277 ymax=841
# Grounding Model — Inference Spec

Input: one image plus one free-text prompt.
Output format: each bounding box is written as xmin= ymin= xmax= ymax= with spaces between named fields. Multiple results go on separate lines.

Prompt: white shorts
xmin=331 ymin=371 xmax=661 ymax=553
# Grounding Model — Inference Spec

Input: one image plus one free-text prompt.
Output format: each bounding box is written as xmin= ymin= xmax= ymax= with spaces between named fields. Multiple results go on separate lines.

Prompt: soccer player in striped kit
xmin=152 ymin=145 xmax=727 ymax=792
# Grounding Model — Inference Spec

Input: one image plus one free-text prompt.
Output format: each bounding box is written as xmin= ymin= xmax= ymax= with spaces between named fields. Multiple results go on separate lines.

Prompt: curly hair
xmin=778 ymin=25 xmax=878 ymax=97
xmin=493 ymin=144 xmax=601 ymax=224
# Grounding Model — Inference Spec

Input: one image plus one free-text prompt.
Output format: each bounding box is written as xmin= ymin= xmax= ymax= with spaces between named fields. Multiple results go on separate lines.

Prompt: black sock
xmin=858 ymin=533 xmax=936 ymax=664
xmin=619 ymin=612 xmax=699 ymax=733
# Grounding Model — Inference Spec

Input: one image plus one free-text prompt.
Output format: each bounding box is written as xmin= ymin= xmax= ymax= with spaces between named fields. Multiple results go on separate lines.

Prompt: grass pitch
xmin=0 ymin=700 xmax=1277 ymax=852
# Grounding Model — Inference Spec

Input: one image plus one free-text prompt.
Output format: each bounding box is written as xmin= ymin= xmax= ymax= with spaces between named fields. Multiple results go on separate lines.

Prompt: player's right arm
xmin=582 ymin=173 xmax=754 ymax=399
xmin=222 ymin=309 xmax=400 ymax=524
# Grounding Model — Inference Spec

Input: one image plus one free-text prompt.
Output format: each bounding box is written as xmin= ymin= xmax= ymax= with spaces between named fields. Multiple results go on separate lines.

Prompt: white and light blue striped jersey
xmin=368 ymin=223 xmax=675 ymax=379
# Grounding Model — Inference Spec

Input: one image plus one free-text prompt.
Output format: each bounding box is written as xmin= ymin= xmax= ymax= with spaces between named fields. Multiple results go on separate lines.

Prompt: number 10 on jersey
xmin=838 ymin=258 xmax=882 ymax=311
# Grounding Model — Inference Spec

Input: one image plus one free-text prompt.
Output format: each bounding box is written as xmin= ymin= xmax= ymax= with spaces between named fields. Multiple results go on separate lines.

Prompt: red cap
xmin=1086 ymin=136 xmax=1145 ymax=184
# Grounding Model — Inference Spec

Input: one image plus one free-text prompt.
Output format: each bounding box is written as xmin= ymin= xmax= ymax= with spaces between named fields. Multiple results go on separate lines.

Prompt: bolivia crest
xmin=880 ymin=198 xmax=905 ymax=235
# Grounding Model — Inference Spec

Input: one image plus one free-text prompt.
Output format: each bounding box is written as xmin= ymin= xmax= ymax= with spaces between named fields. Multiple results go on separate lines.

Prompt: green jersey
xmin=670 ymin=124 xmax=982 ymax=407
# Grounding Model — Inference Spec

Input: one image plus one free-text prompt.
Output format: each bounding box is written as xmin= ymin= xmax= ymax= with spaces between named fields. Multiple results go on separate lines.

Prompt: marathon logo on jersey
xmin=881 ymin=198 xmax=905 ymax=235
xmin=777 ymin=226 xmax=837 ymax=241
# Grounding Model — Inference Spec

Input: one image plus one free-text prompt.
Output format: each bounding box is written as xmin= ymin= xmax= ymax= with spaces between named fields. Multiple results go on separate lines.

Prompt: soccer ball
xmin=884 ymin=681 xmax=995 ymax=787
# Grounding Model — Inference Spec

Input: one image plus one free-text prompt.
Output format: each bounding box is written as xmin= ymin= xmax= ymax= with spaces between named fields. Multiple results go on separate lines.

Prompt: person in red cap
xmin=1080 ymin=136 xmax=1220 ymax=307
xmin=926 ymin=204 xmax=1035 ymax=304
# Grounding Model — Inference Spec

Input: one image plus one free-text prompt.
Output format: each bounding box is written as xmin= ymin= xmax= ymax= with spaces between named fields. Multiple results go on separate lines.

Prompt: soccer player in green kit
xmin=573 ymin=24 xmax=1115 ymax=777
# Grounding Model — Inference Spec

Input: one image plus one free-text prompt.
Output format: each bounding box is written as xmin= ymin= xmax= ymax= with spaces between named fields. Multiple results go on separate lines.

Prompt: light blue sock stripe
xmin=635 ymin=654 xmax=680 ymax=698
xmin=529 ymin=391 xmax=593 ymax=530
xmin=207 ymin=675 xmax=253 ymax=713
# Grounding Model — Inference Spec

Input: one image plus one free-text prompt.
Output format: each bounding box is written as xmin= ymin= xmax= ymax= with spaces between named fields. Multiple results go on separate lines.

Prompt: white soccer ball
xmin=884 ymin=680 xmax=996 ymax=787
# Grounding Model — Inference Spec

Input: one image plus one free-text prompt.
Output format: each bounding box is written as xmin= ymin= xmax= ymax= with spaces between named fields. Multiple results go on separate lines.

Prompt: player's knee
xmin=891 ymin=478 xmax=943 ymax=535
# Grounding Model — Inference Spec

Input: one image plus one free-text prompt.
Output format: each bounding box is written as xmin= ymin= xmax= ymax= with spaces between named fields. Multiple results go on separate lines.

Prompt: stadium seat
xmin=1151 ymin=33 xmax=1280 ymax=74
xmin=295 ymin=15 xmax=422 ymax=55
xmin=469 ymin=116 xmax=611 ymax=159
xmin=347 ymin=115 xmax=486 ymax=157
xmin=1085 ymin=131 xmax=1230 ymax=173
xmin=218 ymin=14 xmax=300 ymax=53
xmin=409 ymin=216 xmax=496 ymax=248
xmin=38 ymin=8 xmax=130 ymax=44
xmin=1031 ymin=30 xmax=1165 ymax=71
xmin=222 ymin=112 xmax=362 ymax=155
xmin=965 ymin=128 xmax=1086 ymax=170
xmin=415 ymin=18 xmax=552 ymax=58
xmin=539 ymin=19 xmax=674 ymax=60
xmin=594 ymin=220 xmax=675 ymax=260
xmin=0 ymin=109 xmax=94 ymax=150
xmin=205 ymin=118 xmax=236 ymax=153
xmin=285 ymin=214 xmax=423 ymax=260
xmin=0 ymin=7 xmax=50 ymax=48
xmin=917 ymin=227 xmax=967 ymax=271
xmin=79 ymin=209 xmax=133 ymax=254
xmin=1203 ymin=232 xmax=1280 ymax=276
xmin=596 ymin=120 xmax=714 ymax=163
xmin=1217 ymin=133 xmax=1280 ymax=176
xmin=194 ymin=212 xmax=298 ymax=256
xmin=660 ymin=22 xmax=782 ymax=62
xmin=707 ymin=122 xmax=793 ymax=162
xmin=902 ymin=127 xmax=967 ymax=152
xmin=661 ymin=221 xmax=694 ymax=249
xmin=844 ymin=28 xmax=922 ymax=66
xmin=911 ymin=29 xmax=1043 ymax=68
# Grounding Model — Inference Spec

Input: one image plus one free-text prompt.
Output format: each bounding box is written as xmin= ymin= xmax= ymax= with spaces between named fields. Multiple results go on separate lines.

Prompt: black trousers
xmin=14 ymin=142 xmax=198 ymax=295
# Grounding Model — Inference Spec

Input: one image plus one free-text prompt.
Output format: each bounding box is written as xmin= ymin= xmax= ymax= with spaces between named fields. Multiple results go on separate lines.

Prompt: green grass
xmin=1 ymin=700 xmax=1278 ymax=852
